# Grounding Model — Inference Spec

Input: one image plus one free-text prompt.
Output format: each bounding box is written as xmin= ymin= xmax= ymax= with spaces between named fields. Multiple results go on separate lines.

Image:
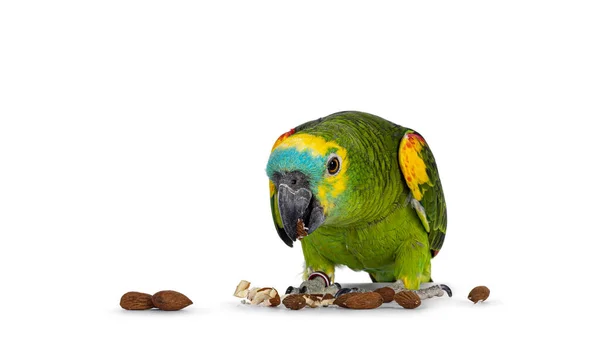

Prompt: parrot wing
xmin=399 ymin=131 xmax=447 ymax=257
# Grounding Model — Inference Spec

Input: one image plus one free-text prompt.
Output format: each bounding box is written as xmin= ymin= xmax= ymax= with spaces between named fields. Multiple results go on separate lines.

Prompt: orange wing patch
xmin=399 ymin=133 xmax=431 ymax=201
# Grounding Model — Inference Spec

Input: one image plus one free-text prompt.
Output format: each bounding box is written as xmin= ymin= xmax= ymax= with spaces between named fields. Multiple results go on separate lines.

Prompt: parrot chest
xmin=303 ymin=204 xmax=427 ymax=272
xmin=307 ymin=228 xmax=398 ymax=271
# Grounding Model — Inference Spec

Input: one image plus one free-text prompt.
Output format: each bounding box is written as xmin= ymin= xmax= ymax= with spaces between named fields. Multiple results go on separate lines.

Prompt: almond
xmin=120 ymin=291 xmax=154 ymax=310
xmin=374 ymin=287 xmax=395 ymax=303
xmin=296 ymin=219 xmax=307 ymax=239
xmin=282 ymin=294 xmax=306 ymax=310
xmin=234 ymin=280 xmax=251 ymax=298
xmin=246 ymin=287 xmax=260 ymax=302
xmin=394 ymin=291 xmax=421 ymax=309
xmin=304 ymin=295 xmax=321 ymax=308
xmin=269 ymin=293 xmax=281 ymax=307
xmin=253 ymin=288 xmax=280 ymax=306
xmin=321 ymin=293 xmax=335 ymax=307
xmin=468 ymin=286 xmax=490 ymax=303
xmin=251 ymin=289 xmax=271 ymax=305
xmin=333 ymin=293 xmax=354 ymax=308
xmin=304 ymin=296 xmax=317 ymax=308
xmin=269 ymin=290 xmax=281 ymax=307
xmin=152 ymin=290 xmax=193 ymax=311
xmin=335 ymin=292 xmax=383 ymax=309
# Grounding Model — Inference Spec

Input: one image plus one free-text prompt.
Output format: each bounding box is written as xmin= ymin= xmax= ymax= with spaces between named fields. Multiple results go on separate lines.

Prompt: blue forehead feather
xmin=266 ymin=148 xmax=327 ymax=186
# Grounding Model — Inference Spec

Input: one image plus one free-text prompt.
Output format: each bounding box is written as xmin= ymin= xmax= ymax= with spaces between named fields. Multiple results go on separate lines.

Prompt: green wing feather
xmin=399 ymin=131 xmax=447 ymax=256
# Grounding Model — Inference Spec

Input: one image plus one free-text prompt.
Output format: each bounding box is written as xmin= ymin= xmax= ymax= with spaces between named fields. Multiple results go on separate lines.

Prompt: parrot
xmin=266 ymin=111 xmax=451 ymax=299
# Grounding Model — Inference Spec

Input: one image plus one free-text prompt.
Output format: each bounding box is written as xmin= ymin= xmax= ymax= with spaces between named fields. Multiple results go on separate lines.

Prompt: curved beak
xmin=276 ymin=177 xmax=325 ymax=247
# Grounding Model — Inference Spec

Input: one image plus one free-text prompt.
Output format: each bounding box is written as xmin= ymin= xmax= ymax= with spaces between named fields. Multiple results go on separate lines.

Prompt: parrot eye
xmin=327 ymin=156 xmax=341 ymax=175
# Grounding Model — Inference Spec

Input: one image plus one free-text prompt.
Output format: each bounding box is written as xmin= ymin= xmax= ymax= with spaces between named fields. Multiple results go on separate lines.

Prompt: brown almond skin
xmin=468 ymin=286 xmax=490 ymax=303
xmin=322 ymin=293 xmax=334 ymax=300
xmin=333 ymin=293 xmax=354 ymax=308
xmin=394 ymin=291 xmax=421 ymax=309
xmin=374 ymin=287 xmax=396 ymax=303
xmin=120 ymin=291 xmax=154 ymax=310
xmin=256 ymin=287 xmax=281 ymax=307
xmin=333 ymin=293 xmax=371 ymax=308
xmin=296 ymin=219 xmax=307 ymax=239
xmin=269 ymin=292 xmax=281 ymax=307
xmin=152 ymin=290 xmax=193 ymax=311
xmin=337 ymin=292 xmax=383 ymax=309
xmin=282 ymin=294 xmax=306 ymax=310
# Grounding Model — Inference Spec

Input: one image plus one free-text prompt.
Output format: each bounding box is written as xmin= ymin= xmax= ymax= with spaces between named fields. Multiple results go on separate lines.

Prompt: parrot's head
xmin=266 ymin=112 xmax=404 ymax=247
xmin=266 ymin=128 xmax=351 ymax=247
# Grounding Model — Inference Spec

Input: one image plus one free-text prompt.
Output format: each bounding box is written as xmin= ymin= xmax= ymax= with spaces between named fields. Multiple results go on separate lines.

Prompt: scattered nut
xmin=282 ymin=294 xmax=306 ymax=310
xmin=304 ymin=295 xmax=318 ymax=308
xmin=305 ymin=294 xmax=329 ymax=308
xmin=374 ymin=287 xmax=395 ymax=303
xmin=333 ymin=293 xmax=353 ymax=308
xmin=234 ymin=280 xmax=251 ymax=298
xmin=251 ymin=289 xmax=271 ymax=305
xmin=394 ymin=291 xmax=421 ymax=309
xmin=120 ymin=292 xmax=154 ymax=310
xmin=246 ymin=287 xmax=260 ymax=302
xmin=151 ymin=290 xmax=193 ymax=311
xmin=335 ymin=292 xmax=383 ymax=309
xmin=235 ymin=281 xmax=282 ymax=307
xmin=252 ymin=287 xmax=280 ymax=307
xmin=269 ymin=289 xmax=281 ymax=307
xmin=468 ymin=286 xmax=490 ymax=303
xmin=321 ymin=293 xmax=335 ymax=307
xmin=297 ymin=219 xmax=308 ymax=239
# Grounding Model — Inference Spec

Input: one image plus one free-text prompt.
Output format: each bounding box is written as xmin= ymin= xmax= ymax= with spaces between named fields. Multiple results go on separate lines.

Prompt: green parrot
xmin=266 ymin=111 xmax=450 ymax=297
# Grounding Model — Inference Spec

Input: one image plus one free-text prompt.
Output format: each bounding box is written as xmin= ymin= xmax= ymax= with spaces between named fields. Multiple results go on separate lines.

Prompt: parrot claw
xmin=440 ymin=284 xmax=452 ymax=297
xmin=334 ymin=287 xmax=361 ymax=298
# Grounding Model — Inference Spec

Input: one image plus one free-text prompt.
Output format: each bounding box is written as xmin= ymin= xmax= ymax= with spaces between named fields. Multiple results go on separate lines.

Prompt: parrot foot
xmin=285 ymin=272 xmax=340 ymax=295
xmin=439 ymin=284 xmax=452 ymax=297
xmin=391 ymin=281 xmax=452 ymax=300
xmin=334 ymin=287 xmax=367 ymax=298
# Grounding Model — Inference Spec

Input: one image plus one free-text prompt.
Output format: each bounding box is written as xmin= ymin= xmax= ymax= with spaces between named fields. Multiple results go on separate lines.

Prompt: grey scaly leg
xmin=390 ymin=281 xmax=452 ymax=300
xmin=285 ymin=272 xmax=341 ymax=295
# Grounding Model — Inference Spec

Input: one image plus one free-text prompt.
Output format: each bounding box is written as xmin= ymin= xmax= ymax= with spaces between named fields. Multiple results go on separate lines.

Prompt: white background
xmin=1 ymin=1 xmax=599 ymax=342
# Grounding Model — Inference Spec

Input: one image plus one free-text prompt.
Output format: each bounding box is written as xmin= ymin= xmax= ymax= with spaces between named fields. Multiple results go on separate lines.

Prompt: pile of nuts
xmin=120 ymin=290 xmax=192 ymax=311
xmin=234 ymin=280 xmax=281 ymax=307
xmin=234 ymin=281 xmax=435 ymax=310
xmin=234 ymin=280 xmax=491 ymax=310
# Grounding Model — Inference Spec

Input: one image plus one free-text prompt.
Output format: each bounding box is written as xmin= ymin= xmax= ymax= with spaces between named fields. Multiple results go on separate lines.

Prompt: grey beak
xmin=278 ymin=184 xmax=312 ymax=243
